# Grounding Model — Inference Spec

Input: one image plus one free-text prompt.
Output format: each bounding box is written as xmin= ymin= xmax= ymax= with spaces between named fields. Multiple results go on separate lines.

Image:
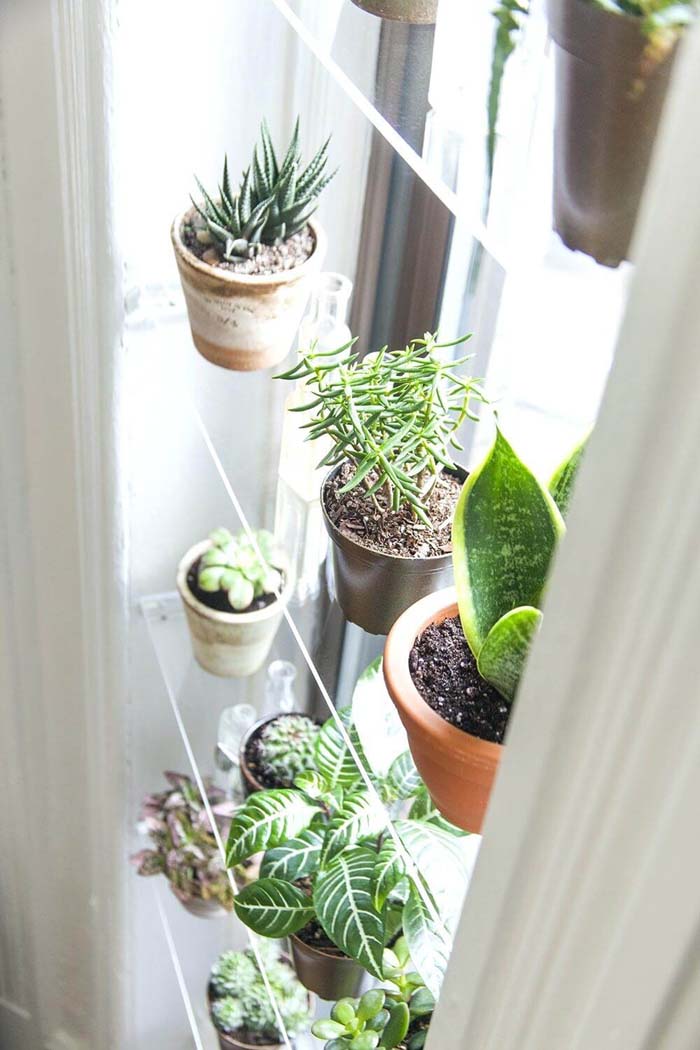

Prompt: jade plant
xmin=313 ymin=940 xmax=434 ymax=1050
xmin=209 ymin=944 xmax=312 ymax=1042
xmin=131 ymin=771 xmax=236 ymax=910
xmin=257 ymin=715 xmax=321 ymax=788
xmin=192 ymin=118 xmax=335 ymax=261
xmin=198 ymin=528 xmax=284 ymax=610
xmin=276 ymin=332 xmax=486 ymax=524
xmin=226 ymin=706 xmax=473 ymax=996
xmin=452 ymin=426 xmax=586 ymax=702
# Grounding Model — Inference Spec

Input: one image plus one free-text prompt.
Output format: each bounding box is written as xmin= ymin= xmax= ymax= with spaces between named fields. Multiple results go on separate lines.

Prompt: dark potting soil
xmin=295 ymin=916 xmax=347 ymax=957
xmin=243 ymin=714 xmax=318 ymax=791
xmin=182 ymin=210 xmax=314 ymax=276
xmin=324 ymin=463 xmax=463 ymax=558
xmin=218 ymin=1026 xmax=281 ymax=1046
xmin=187 ymin=557 xmax=280 ymax=615
xmin=409 ymin=616 xmax=510 ymax=744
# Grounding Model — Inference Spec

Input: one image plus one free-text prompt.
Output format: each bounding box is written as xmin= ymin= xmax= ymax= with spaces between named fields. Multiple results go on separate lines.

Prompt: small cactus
xmin=258 ymin=714 xmax=320 ymax=788
xmin=197 ymin=528 xmax=284 ymax=612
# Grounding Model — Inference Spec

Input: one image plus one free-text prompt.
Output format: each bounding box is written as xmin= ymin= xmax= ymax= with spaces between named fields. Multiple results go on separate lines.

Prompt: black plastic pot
xmin=290 ymin=934 xmax=367 ymax=1001
xmin=351 ymin=0 xmax=437 ymax=22
xmin=239 ymin=713 xmax=321 ymax=797
xmin=547 ymin=0 xmax=680 ymax=267
xmin=321 ymin=464 xmax=467 ymax=636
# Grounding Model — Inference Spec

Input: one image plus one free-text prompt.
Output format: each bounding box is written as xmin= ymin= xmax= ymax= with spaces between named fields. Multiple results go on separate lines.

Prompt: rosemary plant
xmin=192 ymin=118 xmax=335 ymax=260
xmin=276 ymin=333 xmax=486 ymax=525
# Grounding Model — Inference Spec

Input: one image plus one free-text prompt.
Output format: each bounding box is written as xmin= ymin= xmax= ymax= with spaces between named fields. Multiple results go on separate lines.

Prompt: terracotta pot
xmin=171 ymin=212 xmax=326 ymax=371
xmin=176 ymin=541 xmax=294 ymax=678
xmin=290 ymin=934 xmax=366 ymax=1001
xmin=239 ymin=713 xmax=321 ymax=796
xmin=547 ymin=0 xmax=679 ymax=267
xmin=383 ymin=587 xmax=503 ymax=832
xmin=351 ymin=0 xmax=438 ymax=22
xmin=321 ymin=464 xmax=466 ymax=636
xmin=170 ymin=884 xmax=228 ymax=919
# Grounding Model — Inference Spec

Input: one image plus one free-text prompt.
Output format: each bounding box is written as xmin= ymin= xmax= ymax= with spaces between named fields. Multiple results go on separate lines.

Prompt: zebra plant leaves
xmin=315 ymin=707 xmax=370 ymax=789
xmin=386 ymin=751 xmax=421 ymax=801
xmin=233 ymin=878 xmax=314 ymax=937
xmin=549 ymin=433 xmax=588 ymax=519
xmin=477 ymin=605 xmax=543 ymax=703
xmin=402 ymin=883 xmax=452 ymax=999
xmin=372 ymin=836 xmax=406 ymax=911
xmin=259 ymin=826 xmax=325 ymax=882
xmin=225 ymin=789 xmax=319 ymax=867
xmin=320 ymin=789 xmax=386 ymax=866
xmin=314 ymin=846 xmax=386 ymax=979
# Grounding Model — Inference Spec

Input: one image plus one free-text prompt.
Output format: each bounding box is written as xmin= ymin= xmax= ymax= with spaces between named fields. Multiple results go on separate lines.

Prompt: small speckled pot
xmin=383 ymin=587 xmax=503 ymax=832
xmin=171 ymin=212 xmax=326 ymax=372
xmin=351 ymin=0 xmax=438 ymax=22
xmin=176 ymin=540 xmax=294 ymax=678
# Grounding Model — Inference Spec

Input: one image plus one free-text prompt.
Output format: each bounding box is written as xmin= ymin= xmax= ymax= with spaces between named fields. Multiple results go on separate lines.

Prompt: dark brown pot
xmin=383 ymin=587 xmax=503 ymax=833
xmin=321 ymin=464 xmax=466 ymax=636
xmin=547 ymin=0 xmax=680 ymax=267
xmin=351 ymin=0 xmax=438 ymax=22
xmin=290 ymin=934 xmax=366 ymax=1001
xmin=239 ymin=713 xmax=320 ymax=797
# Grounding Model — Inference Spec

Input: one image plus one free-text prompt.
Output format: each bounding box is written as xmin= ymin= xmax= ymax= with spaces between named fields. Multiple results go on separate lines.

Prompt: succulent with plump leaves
xmin=197 ymin=528 xmax=284 ymax=611
xmin=209 ymin=947 xmax=311 ymax=1039
xmin=258 ymin=714 xmax=320 ymax=788
xmin=192 ymin=118 xmax=335 ymax=261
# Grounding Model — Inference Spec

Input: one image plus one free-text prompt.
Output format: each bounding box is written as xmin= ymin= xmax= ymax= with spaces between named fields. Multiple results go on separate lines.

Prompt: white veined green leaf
xmin=294 ymin=769 xmax=331 ymax=799
xmin=372 ymin=836 xmax=406 ymax=911
xmin=403 ymin=883 xmax=452 ymax=999
xmin=351 ymin=658 xmax=408 ymax=779
xmin=233 ymin=878 xmax=314 ymax=938
xmin=314 ymin=846 xmax=386 ymax=978
xmin=408 ymin=787 xmax=468 ymax=837
xmin=315 ymin=706 xmax=371 ymax=789
xmin=259 ymin=827 xmax=324 ymax=882
xmin=386 ymin=751 xmax=421 ymax=800
xmin=394 ymin=820 xmax=478 ymax=929
xmin=320 ymin=789 xmax=386 ymax=866
xmin=225 ymin=789 xmax=319 ymax=867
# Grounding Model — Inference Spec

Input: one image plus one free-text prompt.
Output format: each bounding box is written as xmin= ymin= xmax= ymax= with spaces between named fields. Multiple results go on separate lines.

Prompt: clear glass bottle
xmin=214 ymin=703 xmax=256 ymax=800
xmin=265 ymin=659 xmax=298 ymax=714
xmin=275 ymin=272 xmax=353 ymax=603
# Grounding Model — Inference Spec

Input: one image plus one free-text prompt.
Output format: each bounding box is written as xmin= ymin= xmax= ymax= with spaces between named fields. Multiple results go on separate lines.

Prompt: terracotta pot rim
xmin=383 ymin=586 xmax=503 ymax=764
xmin=289 ymin=932 xmax=350 ymax=962
xmin=171 ymin=211 xmax=326 ymax=288
xmin=176 ymin=541 xmax=294 ymax=626
xmin=239 ymin=712 xmax=322 ymax=794
xmin=320 ymin=463 xmax=467 ymax=570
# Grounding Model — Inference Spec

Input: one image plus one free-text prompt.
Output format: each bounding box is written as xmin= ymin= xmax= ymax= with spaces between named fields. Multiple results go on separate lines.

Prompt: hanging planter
xmin=547 ymin=0 xmax=683 ymax=266
xmin=289 ymin=934 xmax=366 ymax=1001
xmin=172 ymin=118 xmax=333 ymax=371
xmin=350 ymin=0 xmax=438 ymax=23
xmin=177 ymin=529 xmax=293 ymax=678
xmin=239 ymin=713 xmax=321 ymax=795
xmin=276 ymin=332 xmax=486 ymax=636
xmin=384 ymin=428 xmax=587 ymax=831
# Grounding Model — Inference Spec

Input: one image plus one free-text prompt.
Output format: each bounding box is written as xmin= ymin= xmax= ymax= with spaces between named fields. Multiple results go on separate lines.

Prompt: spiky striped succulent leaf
xmin=315 ymin=707 xmax=370 ymax=790
xmin=477 ymin=605 xmax=542 ymax=701
xmin=372 ymin=837 xmax=406 ymax=911
xmin=321 ymin=789 xmax=386 ymax=866
xmin=549 ymin=433 xmax=588 ymax=519
xmin=233 ymin=877 xmax=314 ymax=938
xmin=386 ymin=751 xmax=421 ymax=801
xmin=259 ymin=826 xmax=324 ymax=882
xmin=314 ymin=846 xmax=386 ymax=978
xmin=192 ymin=117 xmax=334 ymax=259
xmin=452 ymin=427 xmax=564 ymax=657
xmin=225 ymin=789 xmax=318 ymax=867
xmin=402 ymin=883 xmax=452 ymax=998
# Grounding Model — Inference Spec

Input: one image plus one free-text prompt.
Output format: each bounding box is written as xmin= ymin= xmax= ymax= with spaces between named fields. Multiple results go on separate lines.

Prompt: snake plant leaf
xmin=259 ymin=826 xmax=325 ymax=882
xmin=453 ymin=427 xmax=565 ymax=657
xmin=372 ymin=837 xmax=406 ymax=911
xmin=314 ymin=846 xmax=386 ymax=979
xmin=386 ymin=751 xmax=421 ymax=801
xmin=321 ymin=789 xmax=386 ymax=866
xmin=315 ymin=707 xmax=370 ymax=789
xmin=476 ymin=605 xmax=543 ymax=702
xmin=225 ymin=789 xmax=319 ymax=867
xmin=233 ymin=877 xmax=314 ymax=938
xmin=549 ymin=434 xmax=588 ymax=519
xmin=402 ymin=882 xmax=452 ymax=999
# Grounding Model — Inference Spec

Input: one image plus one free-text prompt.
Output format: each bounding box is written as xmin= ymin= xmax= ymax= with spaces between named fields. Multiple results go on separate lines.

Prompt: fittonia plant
xmin=198 ymin=528 xmax=283 ymax=610
xmin=452 ymin=426 xmax=586 ymax=702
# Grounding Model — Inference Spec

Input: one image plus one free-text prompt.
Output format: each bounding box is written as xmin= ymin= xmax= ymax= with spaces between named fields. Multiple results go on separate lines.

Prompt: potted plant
xmin=177 ymin=527 xmax=294 ymax=678
xmin=208 ymin=943 xmax=313 ymax=1050
xmin=226 ymin=704 xmax=474 ymax=999
xmin=312 ymin=939 xmax=434 ymax=1050
xmin=350 ymin=0 xmax=438 ymax=23
xmin=171 ymin=118 xmax=334 ymax=371
xmin=239 ymin=712 xmax=321 ymax=795
xmin=276 ymin=333 xmax=486 ymax=635
xmin=383 ymin=427 xmax=586 ymax=832
xmin=130 ymin=771 xmax=237 ymax=917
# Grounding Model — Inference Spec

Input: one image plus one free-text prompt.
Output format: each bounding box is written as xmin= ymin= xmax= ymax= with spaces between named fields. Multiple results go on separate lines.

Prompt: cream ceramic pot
xmin=177 ymin=541 xmax=293 ymax=678
xmin=171 ymin=212 xmax=326 ymax=372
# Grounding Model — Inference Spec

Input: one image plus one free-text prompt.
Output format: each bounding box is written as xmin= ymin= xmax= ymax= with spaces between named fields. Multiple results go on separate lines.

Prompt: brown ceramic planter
xmin=290 ymin=934 xmax=366 ymax=1001
xmin=351 ymin=0 xmax=438 ymax=22
xmin=321 ymin=464 xmax=466 ymax=636
xmin=170 ymin=883 xmax=229 ymax=919
xmin=383 ymin=587 xmax=503 ymax=832
xmin=239 ymin=712 xmax=320 ymax=796
xmin=171 ymin=212 xmax=326 ymax=371
xmin=547 ymin=0 xmax=679 ymax=267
